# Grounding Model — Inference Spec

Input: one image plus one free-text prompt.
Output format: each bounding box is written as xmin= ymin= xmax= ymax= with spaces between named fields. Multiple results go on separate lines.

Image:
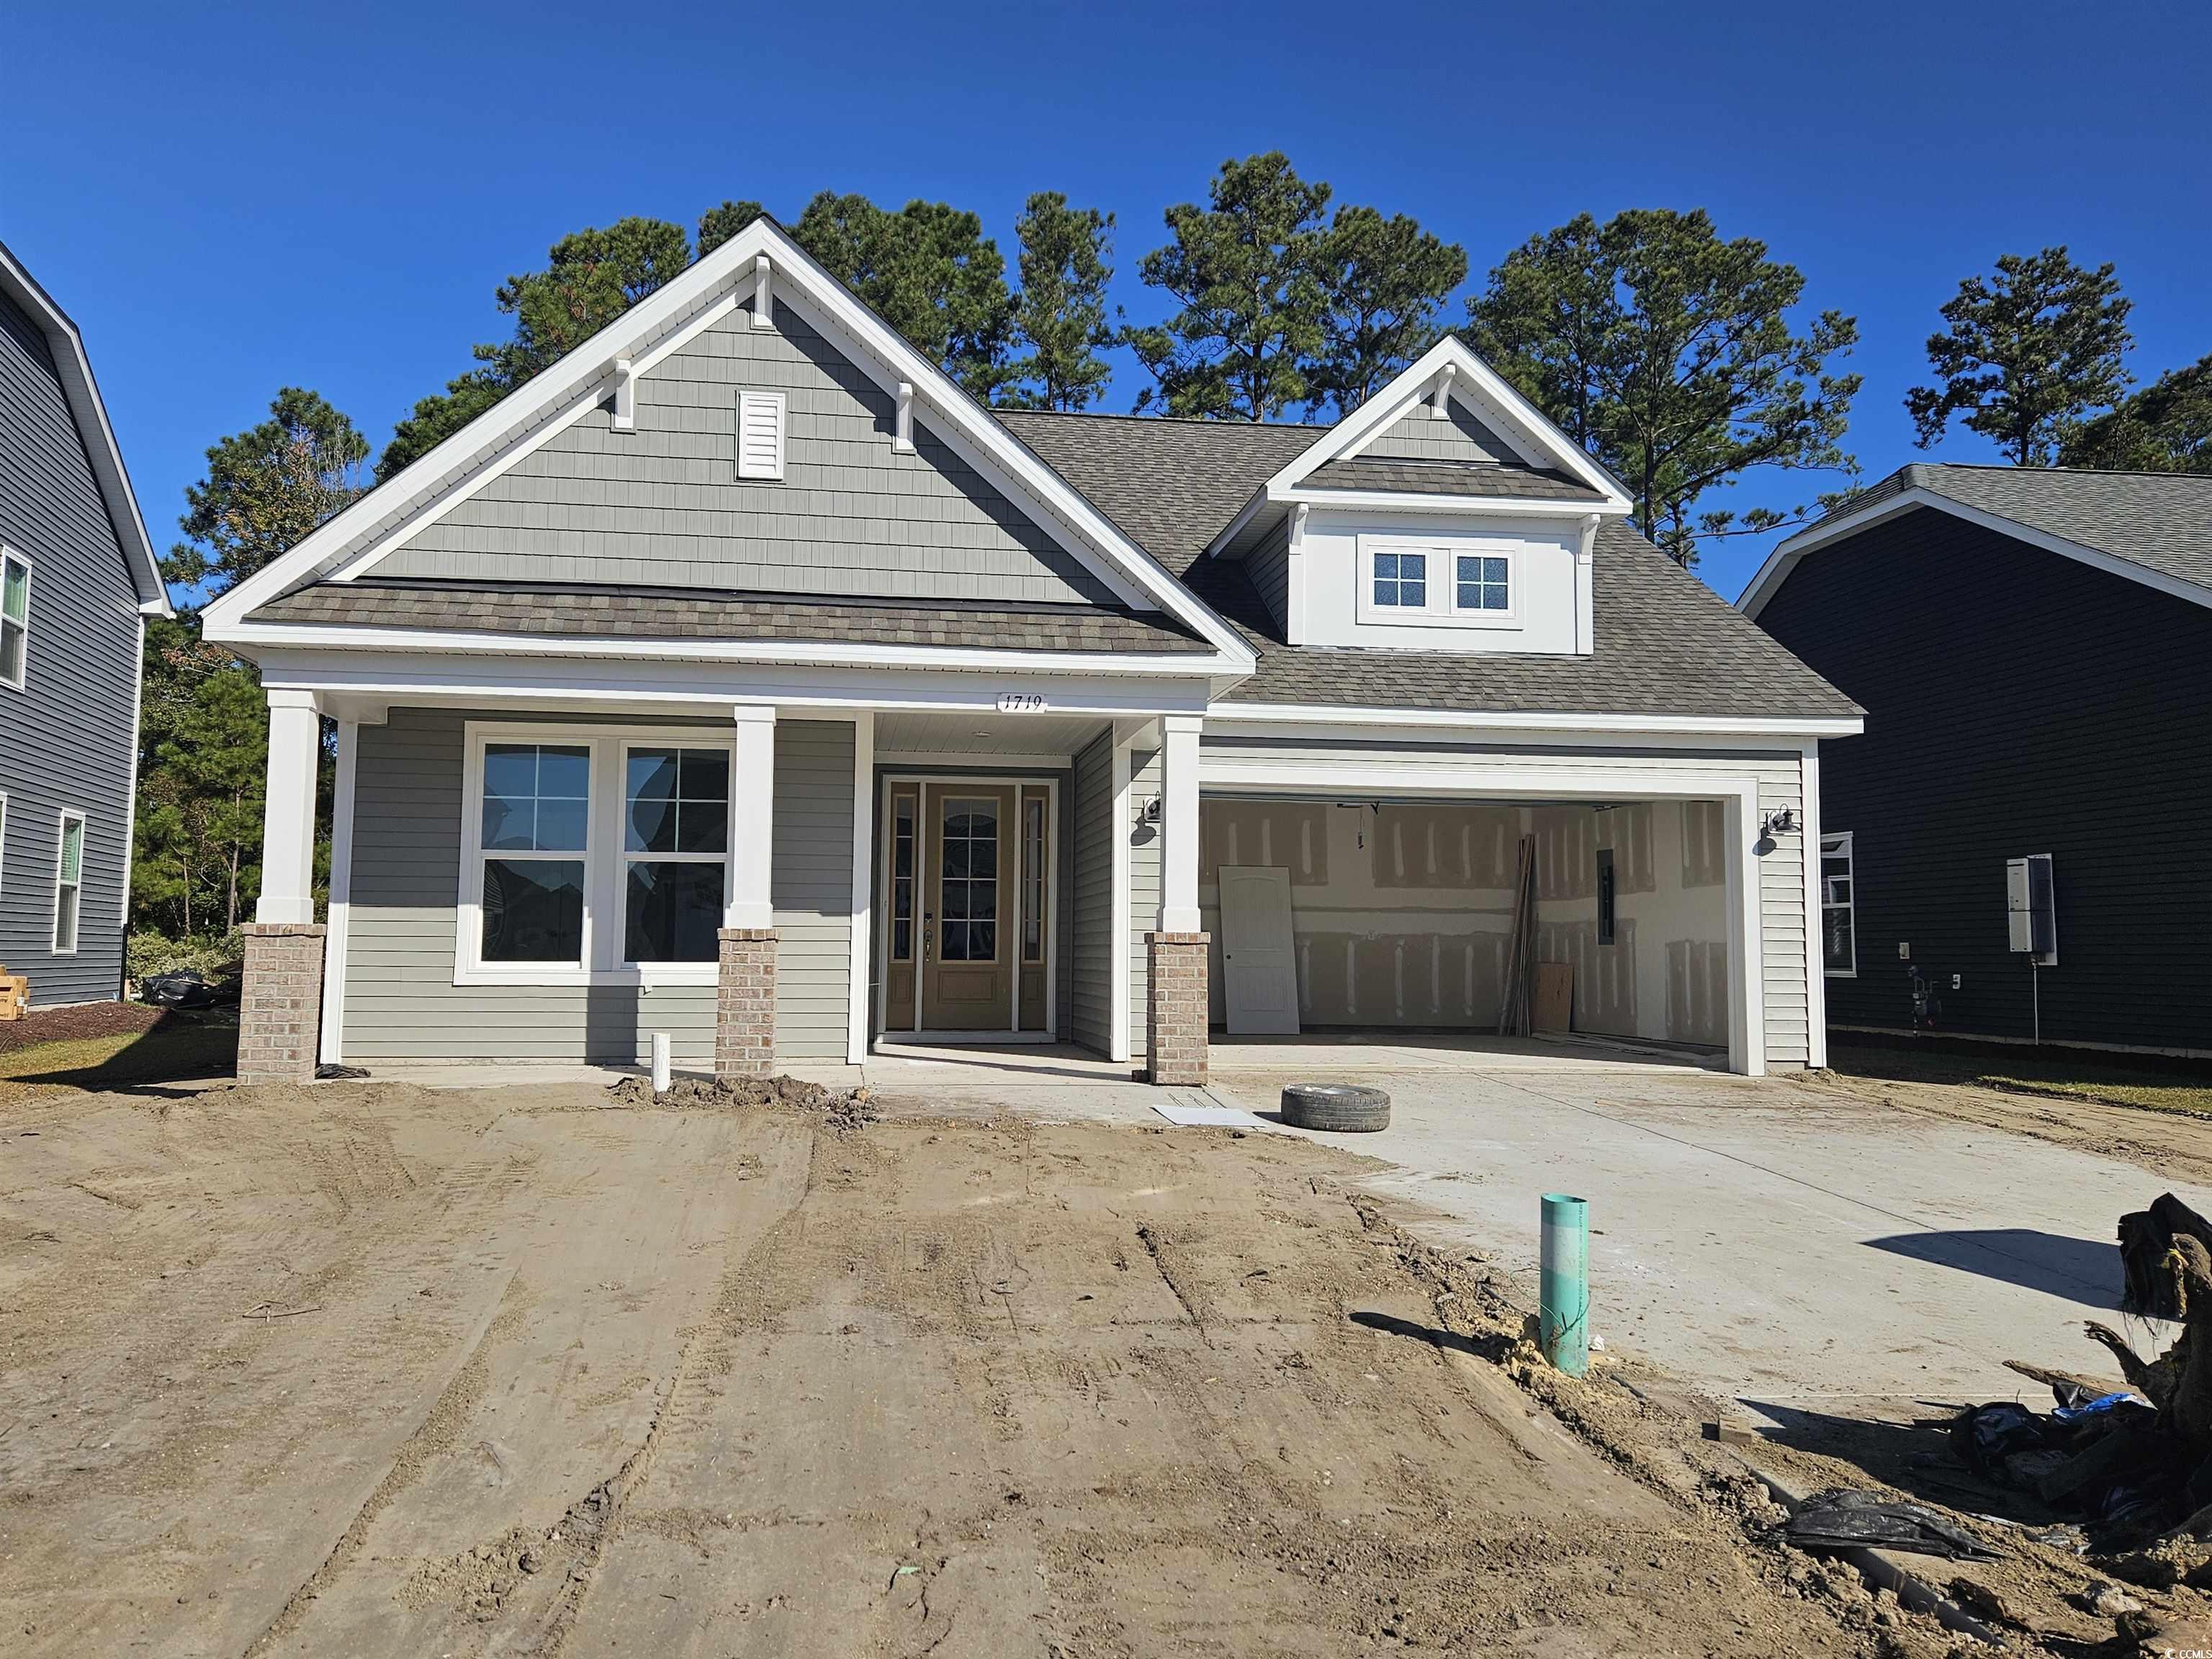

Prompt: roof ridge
xmin=992 ymin=405 xmax=1331 ymax=433
xmin=1920 ymin=460 xmax=2212 ymax=482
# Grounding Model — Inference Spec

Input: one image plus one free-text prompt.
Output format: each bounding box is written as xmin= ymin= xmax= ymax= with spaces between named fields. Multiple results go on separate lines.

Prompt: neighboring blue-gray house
xmin=0 ymin=242 xmax=171 ymax=1004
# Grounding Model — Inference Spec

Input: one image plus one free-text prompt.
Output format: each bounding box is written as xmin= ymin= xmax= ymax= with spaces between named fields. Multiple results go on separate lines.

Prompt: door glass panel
xmin=940 ymin=799 xmax=998 ymax=962
xmin=1022 ymin=796 xmax=1045 ymax=962
xmin=891 ymin=795 xmax=916 ymax=961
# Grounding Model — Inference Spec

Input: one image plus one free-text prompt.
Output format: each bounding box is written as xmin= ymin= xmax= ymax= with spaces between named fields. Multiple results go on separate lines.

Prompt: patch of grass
xmin=1830 ymin=1041 xmax=2212 ymax=1117
xmin=0 ymin=1015 xmax=238 ymax=1089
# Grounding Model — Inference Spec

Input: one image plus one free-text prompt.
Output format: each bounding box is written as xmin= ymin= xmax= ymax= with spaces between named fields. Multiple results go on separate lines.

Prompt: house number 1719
xmin=995 ymin=693 xmax=1049 ymax=713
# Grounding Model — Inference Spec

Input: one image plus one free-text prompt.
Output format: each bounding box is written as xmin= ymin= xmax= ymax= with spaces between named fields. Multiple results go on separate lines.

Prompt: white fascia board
xmin=214 ymin=618 xmax=1241 ymax=678
xmin=1277 ymin=487 xmax=1633 ymax=520
xmin=1741 ymin=486 xmax=2212 ymax=619
xmin=246 ymin=645 xmax=1218 ymax=719
xmin=0 ymin=244 xmax=171 ymax=616
xmin=209 ymin=217 xmax=1253 ymax=671
xmin=1205 ymin=701 xmax=1864 ymax=741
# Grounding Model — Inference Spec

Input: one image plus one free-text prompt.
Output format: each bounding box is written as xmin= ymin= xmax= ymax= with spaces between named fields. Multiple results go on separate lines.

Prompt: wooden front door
xmin=882 ymin=779 xmax=1052 ymax=1036
xmin=922 ymin=786 xmax=1015 ymax=1030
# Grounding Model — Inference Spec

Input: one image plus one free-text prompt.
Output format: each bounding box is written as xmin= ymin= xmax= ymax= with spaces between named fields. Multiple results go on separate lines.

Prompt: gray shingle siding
xmin=339 ymin=707 xmax=854 ymax=1067
xmin=0 ymin=290 xmax=140 ymax=1004
xmin=375 ymin=301 xmax=1118 ymax=606
xmin=1359 ymin=399 xmax=1509 ymax=463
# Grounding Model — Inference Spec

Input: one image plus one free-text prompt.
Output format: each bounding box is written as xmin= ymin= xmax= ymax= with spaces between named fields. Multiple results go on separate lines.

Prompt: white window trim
xmin=1820 ymin=830 xmax=1857 ymax=979
xmin=454 ymin=721 xmax=737 ymax=988
xmin=53 ymin=809 xmax=85 ymax=955
xmin=0 ymin=793 xmax=9 ymax=902
xmin=1 ymin=545 xmax=32 ymax=691
xmin=736 ymin=388 xmax=787 ymax=481
xmin=1354 ymin=534 xmax=1523 ymax=629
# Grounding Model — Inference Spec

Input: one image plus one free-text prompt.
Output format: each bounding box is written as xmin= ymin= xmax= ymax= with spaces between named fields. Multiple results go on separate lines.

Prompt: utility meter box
xmin=2006 ymin=854 xmax=2057 ymax=966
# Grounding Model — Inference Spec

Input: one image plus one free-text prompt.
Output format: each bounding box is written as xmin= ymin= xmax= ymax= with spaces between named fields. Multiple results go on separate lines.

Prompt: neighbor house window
xmin=53 ymin=811 xmax=84 ymax=953
xmin=1820 ymin=832 xmax=1856 ymax=976
xmin=1 ymin=549 xmax=30 ymax=688
xmin=1455 ymin=553 xmax=1509 ymax=612
xmin=622 ymin=746 xmax=728 ymax=963
xmin=478 ymin=743 xmax=590 ymax=964
xmin=1371 ymin=549 xmax=1427 ymax=608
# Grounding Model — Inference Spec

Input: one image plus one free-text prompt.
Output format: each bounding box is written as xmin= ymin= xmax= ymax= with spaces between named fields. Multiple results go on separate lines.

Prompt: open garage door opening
xmin=1199 ymin=793 xmax=1737 ymax=1059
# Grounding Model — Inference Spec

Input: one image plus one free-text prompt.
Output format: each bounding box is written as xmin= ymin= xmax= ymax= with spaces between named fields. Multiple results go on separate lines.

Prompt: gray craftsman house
xmin=203 ymin=217 xmax=1857 ymax=1085
xmin=0 ymin=242 xmax=171 ymax=1005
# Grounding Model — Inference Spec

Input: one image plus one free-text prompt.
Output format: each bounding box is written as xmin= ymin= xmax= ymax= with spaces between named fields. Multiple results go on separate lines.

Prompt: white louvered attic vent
xmin=737 ymin=390 xmax=786 ymax=480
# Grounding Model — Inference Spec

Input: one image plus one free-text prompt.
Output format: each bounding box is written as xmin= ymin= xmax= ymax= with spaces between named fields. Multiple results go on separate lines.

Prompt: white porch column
xmin=1158 ymin=713 xmax=1202 ymax=933
xmin=727 ymin=703 xmax=778 ymax=930
xmin=846 ymin=711 xmax=874 ymax=1066
xmin=256 ymin=689 xmax=321 ymax=924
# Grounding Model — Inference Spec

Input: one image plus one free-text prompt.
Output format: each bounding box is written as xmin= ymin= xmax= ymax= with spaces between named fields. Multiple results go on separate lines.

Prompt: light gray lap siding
xmin=377 ymin=302 xmax=1118 ymax=607
xmin=772 ymin=719 xmax=855 ymax=1061
xmin=339 ymin=709 xmax=855 ymax=1067
xmin=1070 ymin=732 xmax=1112 ymax=1053
xmin=1360 ymin=400 xmax=1509 ymax=463
xmin=0 ymin=292 xmax=140 ymax=1004
xmin=1127 ymin=747 xmax=1160 ymax=1061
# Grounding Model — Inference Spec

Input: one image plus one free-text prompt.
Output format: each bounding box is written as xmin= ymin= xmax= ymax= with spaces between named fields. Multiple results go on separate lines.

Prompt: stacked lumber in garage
xmin=1497 ymin=837 xmax=1537 ymax=1037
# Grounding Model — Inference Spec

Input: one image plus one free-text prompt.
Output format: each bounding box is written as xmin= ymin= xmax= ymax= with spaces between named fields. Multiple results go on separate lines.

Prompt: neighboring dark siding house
xmin=1743 ymin=463 xmax=2212 ymax=1055
xmin=0 ymin=243 xmax=169 ymax=1004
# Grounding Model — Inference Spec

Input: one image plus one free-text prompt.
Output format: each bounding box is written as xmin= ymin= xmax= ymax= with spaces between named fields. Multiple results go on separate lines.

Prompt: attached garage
xmin=1199 ymin=793 xmax=1733 ymax=1050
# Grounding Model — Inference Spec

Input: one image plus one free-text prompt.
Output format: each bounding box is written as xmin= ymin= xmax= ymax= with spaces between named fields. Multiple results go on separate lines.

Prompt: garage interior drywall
xmin=1195 ymin=796 xmax=1730 ymax=1046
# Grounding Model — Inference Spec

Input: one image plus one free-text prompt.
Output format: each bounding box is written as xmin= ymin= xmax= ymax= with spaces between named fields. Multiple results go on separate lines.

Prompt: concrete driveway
xmin=1201 ymin=1039 xmax=2199 ymax=1422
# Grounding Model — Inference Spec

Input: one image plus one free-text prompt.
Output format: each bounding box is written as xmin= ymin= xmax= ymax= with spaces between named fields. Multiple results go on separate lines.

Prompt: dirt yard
xmin=0 ymin=1073 xmax=2020 ymax=1658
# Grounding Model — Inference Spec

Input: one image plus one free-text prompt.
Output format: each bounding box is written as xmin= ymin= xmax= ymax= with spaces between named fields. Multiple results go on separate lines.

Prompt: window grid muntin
xmin=1371 ymin=549 xmax=1427 ymax=608
xmin=939 ymin=797 xmax=999 ymax=963
xmin=621 ymin=745 xmax=728 ymax=965
xmin=1455 ymin=553 xmax=1510 ymax=612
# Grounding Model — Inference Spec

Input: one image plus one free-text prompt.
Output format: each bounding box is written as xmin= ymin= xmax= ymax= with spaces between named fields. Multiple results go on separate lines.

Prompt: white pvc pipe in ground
xmin=650 ymin=1032 xmax=672 ymax=1093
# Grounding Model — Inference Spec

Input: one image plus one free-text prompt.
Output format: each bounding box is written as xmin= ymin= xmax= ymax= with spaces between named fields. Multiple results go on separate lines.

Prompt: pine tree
xmin=1002 ymin=193 xmax=1118 ymax=410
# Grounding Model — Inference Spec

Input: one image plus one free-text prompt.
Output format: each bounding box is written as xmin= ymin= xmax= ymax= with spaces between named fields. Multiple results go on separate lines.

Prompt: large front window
xmin=480 ymin=743 xmax=589 ymax=963
xmin=461 ymin=726 xmax=737 ymax=983
xmin=624 ymin=747 xmax=728 ymax=963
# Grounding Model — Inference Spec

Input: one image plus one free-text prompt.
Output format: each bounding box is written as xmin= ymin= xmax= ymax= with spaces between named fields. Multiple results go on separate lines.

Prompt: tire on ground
xmin=1279 ymin=1083 xmax=1391 ymax=1133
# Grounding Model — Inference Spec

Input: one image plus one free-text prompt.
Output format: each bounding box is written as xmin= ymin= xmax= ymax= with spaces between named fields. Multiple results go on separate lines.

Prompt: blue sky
xmin=6 ymin=0 xmax=2208 ymax=603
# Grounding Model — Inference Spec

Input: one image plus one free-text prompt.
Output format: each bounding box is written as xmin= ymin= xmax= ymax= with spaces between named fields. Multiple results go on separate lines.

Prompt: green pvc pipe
xmin=1540 ymin=1192 xmax=1590 ymax=1377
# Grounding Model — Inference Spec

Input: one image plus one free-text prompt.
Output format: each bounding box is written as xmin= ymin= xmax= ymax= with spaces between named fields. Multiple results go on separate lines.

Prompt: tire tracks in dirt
xmin=240 ymin=1269 xmax=526 ymax=1658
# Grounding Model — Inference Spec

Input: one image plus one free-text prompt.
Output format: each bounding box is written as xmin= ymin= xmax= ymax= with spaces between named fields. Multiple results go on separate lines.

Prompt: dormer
xmin=1206 ymin=339 xmax=1633 ymax=655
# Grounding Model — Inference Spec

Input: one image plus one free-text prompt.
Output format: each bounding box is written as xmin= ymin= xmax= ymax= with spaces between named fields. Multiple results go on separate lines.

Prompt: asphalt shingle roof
xmin=1808 ymin=463 xmax=2212 ymax=595
xmin=251 ymin=580 xmax=1213 ymax=655
xmin=1305 ymin=457 xmax=1606 ymax=502
xmin=998 ymin=410 xmax=1858 ymax=722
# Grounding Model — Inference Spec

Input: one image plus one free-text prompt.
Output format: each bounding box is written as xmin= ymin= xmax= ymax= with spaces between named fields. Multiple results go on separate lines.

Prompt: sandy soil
xmin=0 ymin=1074 xmax=2013 ymax=1658
xmin=1790 ymin=1062 xmax=2212 ymax=1189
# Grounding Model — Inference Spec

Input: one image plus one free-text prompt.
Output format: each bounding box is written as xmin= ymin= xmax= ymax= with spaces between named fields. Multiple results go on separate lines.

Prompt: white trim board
xmin=1739 ymin=485 xmax=2212 ymax=619
xmin=201 ymin=218 xmax=1255 ymax=673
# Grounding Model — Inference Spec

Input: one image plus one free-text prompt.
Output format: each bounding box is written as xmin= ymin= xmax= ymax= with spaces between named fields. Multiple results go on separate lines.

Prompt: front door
xmin=922 ymin=786 xmax=1015 ymax=1030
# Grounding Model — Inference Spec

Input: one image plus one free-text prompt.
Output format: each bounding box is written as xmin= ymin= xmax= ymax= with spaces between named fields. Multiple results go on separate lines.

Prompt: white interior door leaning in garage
xmin=1218 ymin=865 xmax=1300 ymax=1035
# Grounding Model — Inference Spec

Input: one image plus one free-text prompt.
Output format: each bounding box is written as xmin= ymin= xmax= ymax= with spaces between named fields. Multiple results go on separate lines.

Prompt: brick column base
xmin=238 ymin=922 xmax=328 ymax=1086
xmin=1146 ymin=931 xmax=1210 ymax=1087
xmin=716 ymin=927 xmax=778 ymax=1079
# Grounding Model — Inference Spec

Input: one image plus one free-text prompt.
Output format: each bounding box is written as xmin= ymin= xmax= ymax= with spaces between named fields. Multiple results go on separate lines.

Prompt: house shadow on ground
xmin=1862 ymin=1228 xmax=2123 ymax=1310
xmin=4 ymin=1010 xmax=239 ymax=1091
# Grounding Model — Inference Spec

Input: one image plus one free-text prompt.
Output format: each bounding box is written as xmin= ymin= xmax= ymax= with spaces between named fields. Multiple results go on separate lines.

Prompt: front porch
xmin=237 ymin=684 xmax=1219 ymax=1089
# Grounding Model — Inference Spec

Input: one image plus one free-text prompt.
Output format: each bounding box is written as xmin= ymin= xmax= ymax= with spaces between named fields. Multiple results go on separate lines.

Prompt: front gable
xmin=369 ymin=297 xmax=1118 ymax=607
xmin=206 ymin=219 xmax=1254 ymax=672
